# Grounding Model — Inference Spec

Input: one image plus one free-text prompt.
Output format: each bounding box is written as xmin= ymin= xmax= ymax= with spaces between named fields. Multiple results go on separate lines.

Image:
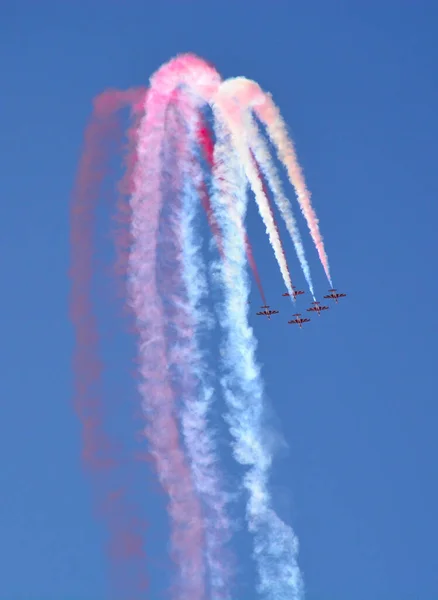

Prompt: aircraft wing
xmin=272 ymin=310 xmax=279 ymax=315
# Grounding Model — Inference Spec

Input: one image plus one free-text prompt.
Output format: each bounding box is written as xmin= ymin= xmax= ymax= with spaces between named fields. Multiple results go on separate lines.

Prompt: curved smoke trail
xmin=128 ymin=63 xmax=208 ymax=600
xmin=213 ymin=88 xmax=296 ymax=298
xmin=213 ymin=79 xmax=311 ymax=297
xmin=221 ymin=77 xmax=332 ymax=285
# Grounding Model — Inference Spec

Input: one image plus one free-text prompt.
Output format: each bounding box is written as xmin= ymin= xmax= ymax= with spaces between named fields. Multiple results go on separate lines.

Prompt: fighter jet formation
xmin=255 ymin=288 xmax=347 ymax=329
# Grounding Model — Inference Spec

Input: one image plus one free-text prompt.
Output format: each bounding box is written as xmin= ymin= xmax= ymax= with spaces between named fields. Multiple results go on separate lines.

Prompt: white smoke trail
xmin=212 ymin=92 xmax=295 ymax=299
xmin=209 ymin=116 xmax=304 ymax=599
xmin=254 ymin=92 xmax=332 ymax=286
xmin=172 ymin=97 xmax=233 ymax=599
xmin=245 ymin=112 xmax=315 ymax=299
xmin=128 ymin=88 xmax=206 ymax=600
xmin=216 ymin=76 xmax=332 ymax=286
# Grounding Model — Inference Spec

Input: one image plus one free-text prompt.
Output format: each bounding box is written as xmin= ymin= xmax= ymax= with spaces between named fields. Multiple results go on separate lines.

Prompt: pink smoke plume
xmin=70 ymin=88 xmax=149 ymax=598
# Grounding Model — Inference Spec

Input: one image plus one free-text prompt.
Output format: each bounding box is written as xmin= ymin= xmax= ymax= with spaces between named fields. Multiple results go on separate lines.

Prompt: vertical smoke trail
xmin=246 ymin=113 xmax=315 ymax=298
xmin=128 ymin=88 xmax=206 ymax=599
xmin=159 ymin=90 xmax=232 ymax=599
xmin=113 ymin=89 xmax=147 ymax=304
xmin=181 ymin=115 xmax=233 ymax=599
xmin=70 ymin=93 xmax=148 ymax=598
xmin=210 ymin=117 xmax=304 ymax=599
xmin=162 ymin=93 xmax=231 ymax=598
xmin=213 ymin=90 xmax=296 ymax=298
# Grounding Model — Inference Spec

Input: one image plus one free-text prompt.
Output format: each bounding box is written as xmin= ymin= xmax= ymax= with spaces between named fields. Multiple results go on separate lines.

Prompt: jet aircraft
xmin=323 ymin=289 xmax=347 ymax=303
xmin=288 ymin=313 xmax=310 ymax=329
xmin=282 ymin=287 xmax=305 ymax=299
xmin=256 ymin=305 xmax=279 ymax=320
xmin=307 ymin=301 xmax=329 ymax=316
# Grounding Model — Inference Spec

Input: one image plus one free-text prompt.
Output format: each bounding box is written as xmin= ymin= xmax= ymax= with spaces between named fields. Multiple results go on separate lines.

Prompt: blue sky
xmin=1 ymin=1 xmax=438 ymax=598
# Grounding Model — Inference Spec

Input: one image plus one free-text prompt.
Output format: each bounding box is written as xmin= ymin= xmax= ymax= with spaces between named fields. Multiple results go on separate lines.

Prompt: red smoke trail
xmin=196 ymin=123 xmax=225 ymax=259
xmin=198 ymin=122 xmax=268 ymax=305
xmin=70 ymin=89 xmax=148 ymax=598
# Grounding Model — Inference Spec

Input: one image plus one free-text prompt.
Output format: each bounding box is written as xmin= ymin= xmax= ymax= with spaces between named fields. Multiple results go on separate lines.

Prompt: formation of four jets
xmin=255 ymin=288 xmax=347 ymax=328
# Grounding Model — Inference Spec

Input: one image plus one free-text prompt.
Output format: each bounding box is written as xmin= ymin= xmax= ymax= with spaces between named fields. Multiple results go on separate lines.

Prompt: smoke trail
xmin=246 ymin=113 xmax=315 ymax=298
xmin=73 ymin=51 xmax=329 ymax=600
xmin=196 ymin=122 xmax=226 ymax=257
xmin=154 ymin=92 xmax=232 ymax=599
xmin=128 ymin=102 xmax=205 ymax=600
xmin=253 ymin=83 xmax=331 ymax=285
xmin=179 ymin=189 xmax=233 ymax=600
xmin=113 ymin=89 xmax=147 ymax=305
xmin=172 ymin=96 xmax=234 ymax=599
xmin=126 ymin=53 xmax=222 ymax=599
xmin=217 ymin=77 xmax=331 ymax=285
xmin=213 ymin=87 xmax=296 ymax=298
xmin=252 ymin=153 xmax=295 ymax=299
xmin=198 ymin=121 xmax=268 ymax=305
xmin=209 ymin=117 xmax=304 ymax=599
xmin=70 ymin=92 xmax=148 ymax=598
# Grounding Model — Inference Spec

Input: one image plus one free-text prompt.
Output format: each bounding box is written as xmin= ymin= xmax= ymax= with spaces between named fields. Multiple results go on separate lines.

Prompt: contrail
xmin=221 ymin=77 xmax=332 ymax=286
xmin=210 ymin=116 xmax=304 ymax=599
xmin=213 ymin=84 xmax=296 ymax=299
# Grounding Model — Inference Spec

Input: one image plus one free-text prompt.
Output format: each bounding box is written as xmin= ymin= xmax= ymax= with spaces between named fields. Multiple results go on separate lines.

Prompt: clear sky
xmin=1 ymin=1 xmax=438 ymax=599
